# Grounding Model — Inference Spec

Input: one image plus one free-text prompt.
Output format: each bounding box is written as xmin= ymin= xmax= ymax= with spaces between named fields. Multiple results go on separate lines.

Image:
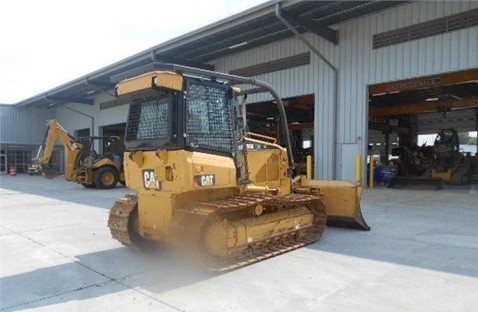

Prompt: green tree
xmin=458 ymin=132 xmax=470 ymax=144
xmin=458 ymin=132 xmax=477 ymax=145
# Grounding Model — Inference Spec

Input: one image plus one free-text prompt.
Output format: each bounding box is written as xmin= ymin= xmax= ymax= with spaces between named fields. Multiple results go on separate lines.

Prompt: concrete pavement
xmin=1 ymin=174 xmax=477 ymax=311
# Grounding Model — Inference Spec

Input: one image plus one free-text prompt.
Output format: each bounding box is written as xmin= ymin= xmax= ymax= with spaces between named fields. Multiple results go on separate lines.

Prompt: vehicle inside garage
xmin=368 ymin=68 xmax=478 ymax=188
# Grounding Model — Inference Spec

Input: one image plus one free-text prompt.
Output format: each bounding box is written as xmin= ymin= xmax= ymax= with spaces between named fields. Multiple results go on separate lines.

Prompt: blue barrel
xmin=375 ymin=165 xmax=396 ymax=183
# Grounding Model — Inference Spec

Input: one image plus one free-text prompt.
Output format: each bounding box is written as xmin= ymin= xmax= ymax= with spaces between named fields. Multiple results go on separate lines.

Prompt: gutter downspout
xmin=62 ymin=105 xmax=95 ymax=137
xmin=43 ymin=95 xmax=95 ymax=136
xmin=275 ymin=3 xmax=339 ymax=179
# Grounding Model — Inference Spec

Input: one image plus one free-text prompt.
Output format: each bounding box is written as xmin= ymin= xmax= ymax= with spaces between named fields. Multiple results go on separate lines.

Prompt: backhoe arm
xmin=35 ymin=119 xmax=84 ymax=179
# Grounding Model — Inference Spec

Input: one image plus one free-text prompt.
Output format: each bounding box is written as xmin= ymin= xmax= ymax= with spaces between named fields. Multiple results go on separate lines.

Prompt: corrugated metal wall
xmin=0 ymin=104 xmax=54 ymax=144
xmin=53 ymin=92 xmax=128 ymax=136
xmin=215 ymin=1 xmax=478 ymax=179
xmin=337 ymin=0 xmax=478 ymax=180
xmin=54 ymin=103 xmax=96 ymax=135
xmin=215 ymin=37 xmax=315 ymax=101
xmin=95 ymin=93 xmax=130 ymax=129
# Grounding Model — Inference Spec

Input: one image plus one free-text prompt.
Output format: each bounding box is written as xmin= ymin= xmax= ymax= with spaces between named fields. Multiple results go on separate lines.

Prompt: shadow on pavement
xmin=0 ymin=246 xmax=215 ymax=311
xmin=2 ymin=174 xmax=477 ymax=310
xmin=308 ymin=187 xmax=478 ymax=279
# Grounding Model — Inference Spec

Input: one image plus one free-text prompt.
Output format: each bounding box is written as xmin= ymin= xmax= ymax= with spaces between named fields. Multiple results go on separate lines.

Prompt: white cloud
xmin=0 ymin=0 xmax=268 ymax=104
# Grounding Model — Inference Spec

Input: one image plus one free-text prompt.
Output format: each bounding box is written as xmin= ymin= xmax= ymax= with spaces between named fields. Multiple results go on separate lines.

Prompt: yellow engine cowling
xmin=124 ymin=150 xmax=239 ymax=240
xmin=123 ymin=144 xmax=296 ymax=241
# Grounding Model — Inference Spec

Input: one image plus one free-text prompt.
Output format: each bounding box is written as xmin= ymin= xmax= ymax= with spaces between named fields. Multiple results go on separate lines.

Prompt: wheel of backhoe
xmin=94 ymin=166 xmax=119 ymax=189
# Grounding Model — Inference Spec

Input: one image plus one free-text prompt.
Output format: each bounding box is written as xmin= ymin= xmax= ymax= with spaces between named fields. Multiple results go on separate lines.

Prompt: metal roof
xmin=15 ymin=0 xmax=407 ymax=108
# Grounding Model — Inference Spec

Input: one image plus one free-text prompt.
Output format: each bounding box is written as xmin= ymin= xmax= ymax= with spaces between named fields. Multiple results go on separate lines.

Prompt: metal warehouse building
xmin=0 ymin=105 xmax=53 ymax=174
xmin=2 ymin=0 xmax=477 ymax=180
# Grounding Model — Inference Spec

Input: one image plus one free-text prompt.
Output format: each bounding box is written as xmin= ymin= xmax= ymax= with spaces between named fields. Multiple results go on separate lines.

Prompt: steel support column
xmin=275 ymin=3 xmax=339 ymax=179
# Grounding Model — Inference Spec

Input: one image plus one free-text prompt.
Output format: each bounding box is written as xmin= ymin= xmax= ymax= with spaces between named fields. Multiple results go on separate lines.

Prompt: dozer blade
xmin=40 ymin=165 xmax=60 ymax=179
xmin=387 ymin=176 xmax=443 ymax=190
xmin=293 ymin=176 xmax=371 ymax=231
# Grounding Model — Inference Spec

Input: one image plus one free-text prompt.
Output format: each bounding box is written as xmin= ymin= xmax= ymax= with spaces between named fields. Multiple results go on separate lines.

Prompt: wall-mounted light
xmin=425 ymin=97 xmax=439 ymax=102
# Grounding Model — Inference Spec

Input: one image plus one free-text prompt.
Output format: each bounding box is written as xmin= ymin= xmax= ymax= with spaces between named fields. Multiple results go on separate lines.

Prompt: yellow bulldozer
xmin=108 ymin=64 xmax=369 ymax=271
xmin=33 ymin=119 xmax=125 ymax=189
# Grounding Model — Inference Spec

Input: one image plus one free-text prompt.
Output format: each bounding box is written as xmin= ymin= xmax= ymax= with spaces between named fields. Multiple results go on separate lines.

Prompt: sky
xmin=0 ymin=0 xmax=269 ymax=104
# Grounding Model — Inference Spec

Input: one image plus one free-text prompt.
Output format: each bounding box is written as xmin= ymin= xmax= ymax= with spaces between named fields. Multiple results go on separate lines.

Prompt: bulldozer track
xmin=210 ymin=194 xmax=326 ymax=272
xmin=108 ymin=193 xmax=326 ymax=272
xmin=107 ymin=194 xmax=141 ymax=250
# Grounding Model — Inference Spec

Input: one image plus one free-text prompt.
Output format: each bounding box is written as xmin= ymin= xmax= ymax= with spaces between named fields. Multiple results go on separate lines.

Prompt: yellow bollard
xmin=356 ymin=154 xmax=362 ymax=185
xmin=369 ymin=157 xmax=375 ymax=188
xmin=306 ymin=155 xmax=313 ymax=180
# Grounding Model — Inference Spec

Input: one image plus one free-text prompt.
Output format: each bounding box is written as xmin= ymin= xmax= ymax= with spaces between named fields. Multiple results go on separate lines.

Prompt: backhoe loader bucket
xmin=40 ymin=165 xmax=60 ymax=179
xmin=293 ymin=176 xmax=371 ymax=231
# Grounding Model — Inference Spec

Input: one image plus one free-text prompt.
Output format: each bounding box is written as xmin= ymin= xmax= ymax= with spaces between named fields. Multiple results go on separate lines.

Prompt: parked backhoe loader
xmin=34 ymin=119 xmax=125 ymax=189
xmin=108 ymin=64 xmax=369 ymax=271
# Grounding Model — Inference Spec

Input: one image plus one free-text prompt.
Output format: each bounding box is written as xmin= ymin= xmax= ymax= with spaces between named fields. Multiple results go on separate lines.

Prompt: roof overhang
xmin=15 ymin=1 xmax=408 ymax=108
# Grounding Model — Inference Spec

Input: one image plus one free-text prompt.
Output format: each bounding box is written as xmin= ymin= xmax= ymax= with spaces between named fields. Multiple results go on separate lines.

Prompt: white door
xmin=340 ymin=143 xmax=359 ymax=182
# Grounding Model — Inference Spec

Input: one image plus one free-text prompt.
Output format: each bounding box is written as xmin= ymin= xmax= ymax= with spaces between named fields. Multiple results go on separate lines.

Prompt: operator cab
xmin=116 ymin=64 xmax=296 ymax=180
xmin=122 ymin=73 xmax=236 ymax=157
